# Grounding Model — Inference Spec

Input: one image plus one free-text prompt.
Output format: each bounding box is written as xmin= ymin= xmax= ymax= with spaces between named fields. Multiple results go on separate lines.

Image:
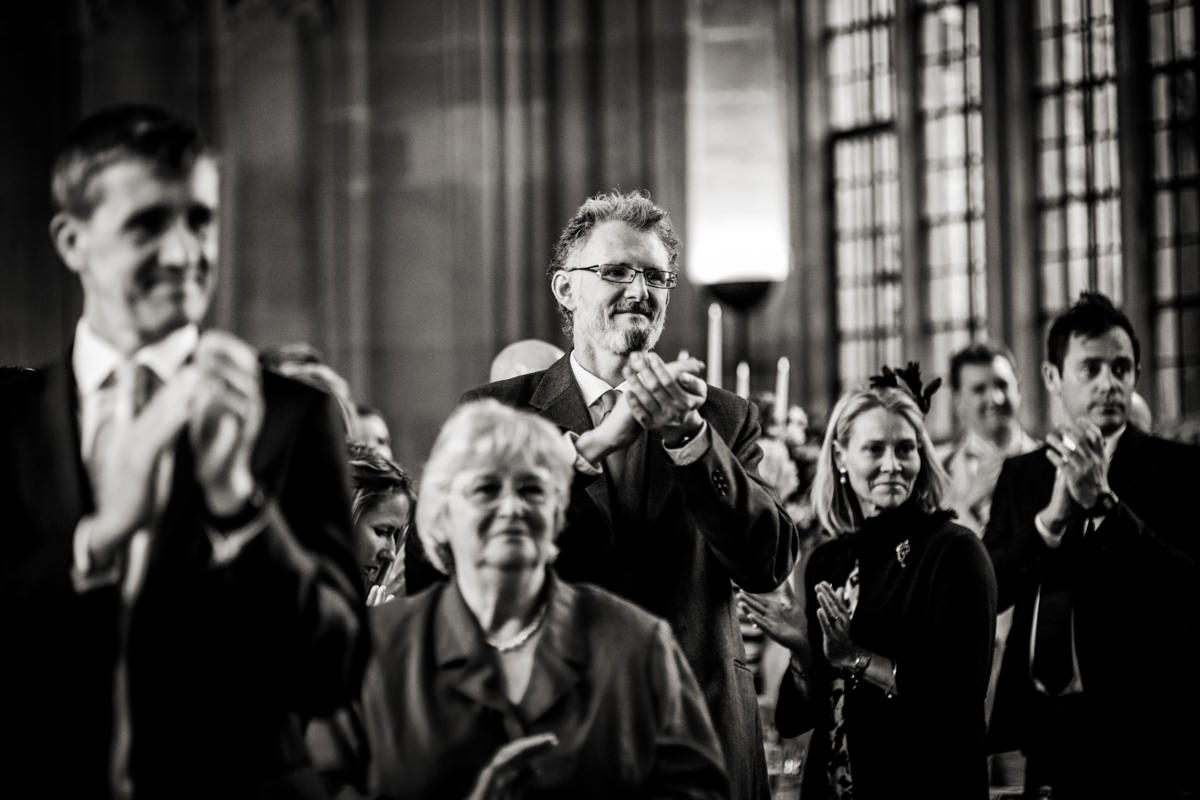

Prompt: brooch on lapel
xmin=895 ymin=539 xmax=911 ymax=568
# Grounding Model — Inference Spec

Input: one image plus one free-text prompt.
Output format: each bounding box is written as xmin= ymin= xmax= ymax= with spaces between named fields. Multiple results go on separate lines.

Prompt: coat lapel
xmin=643 ymin=430 xmax=677 ymax=528
xmin=530 ymin=356 xmax=614 ymax=530
xmin=434 ymin=584 xmax=511 ymax=717
xmin=518 ymin=575 xmax=587 ymax=723
xmin=1106 ymin=424 xmax=1143 ymax=498
xmin=35 ymin=358 xmax=89 ymax=536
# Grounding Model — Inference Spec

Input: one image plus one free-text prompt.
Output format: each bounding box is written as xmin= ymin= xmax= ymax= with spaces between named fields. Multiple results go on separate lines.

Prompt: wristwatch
xmin=1086 ymin=491 xmax=1118 ymax=518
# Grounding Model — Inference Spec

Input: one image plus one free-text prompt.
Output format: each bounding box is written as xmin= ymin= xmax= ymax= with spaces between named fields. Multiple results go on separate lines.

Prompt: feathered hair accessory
xmin=869 ymin=361 xmax=942 ymax=415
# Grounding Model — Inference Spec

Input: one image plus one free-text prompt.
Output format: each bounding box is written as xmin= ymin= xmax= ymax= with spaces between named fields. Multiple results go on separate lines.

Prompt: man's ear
xmin=50 ymin=212 xmax=86 ymax=273
xmin=550 ymin=270 xmax=576 ymax=312
xmin=1041 ymin=360 xmax=1062 ymax=396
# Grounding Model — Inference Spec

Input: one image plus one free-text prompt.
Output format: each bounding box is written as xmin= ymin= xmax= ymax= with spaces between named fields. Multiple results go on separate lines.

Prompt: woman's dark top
xmin=775 ymin=501 xmax=997 ymax=800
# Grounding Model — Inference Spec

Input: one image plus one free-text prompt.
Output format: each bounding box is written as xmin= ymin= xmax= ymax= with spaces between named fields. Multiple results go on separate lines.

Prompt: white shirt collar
xmin=72 ymin=318 xmax=199 ymax=396
xmin=1104 ymin=424 xmax=1125 ymax=461
xmin=569 ymin=351 xmax=631 ymax=407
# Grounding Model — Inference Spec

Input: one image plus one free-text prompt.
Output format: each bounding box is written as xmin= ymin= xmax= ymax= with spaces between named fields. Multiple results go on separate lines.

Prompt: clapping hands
xmin=620 ymin=352 xmax=706 ymax=446
xmin=189 ymin=331 xmax=264 ymax=515
xmin=1042 ymin=417 xmax=1110 ymax=529
xmin=737 ymin=583 xmax=810 ymax=658
xmin=814 ymin=581 xmax=858 ymax=669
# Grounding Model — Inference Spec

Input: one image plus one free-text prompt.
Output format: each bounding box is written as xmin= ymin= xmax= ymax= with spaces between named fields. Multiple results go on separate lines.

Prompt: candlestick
xmin=707 ymin=303 xmax=723 ymax=388
xmin=735 ymin=361 xmax=750 ymax=399
xmin=774 ymin=356 xmax=789 ymax=429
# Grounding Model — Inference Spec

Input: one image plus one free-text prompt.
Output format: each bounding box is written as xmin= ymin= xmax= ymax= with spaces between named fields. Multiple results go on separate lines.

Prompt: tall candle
xmin=774 ymin=356 xmax=789 ymax=429
xmin=707 ymin=303 xmax=722 ymax=388
xmin=735 ymin=361 xmax=750 ymax=399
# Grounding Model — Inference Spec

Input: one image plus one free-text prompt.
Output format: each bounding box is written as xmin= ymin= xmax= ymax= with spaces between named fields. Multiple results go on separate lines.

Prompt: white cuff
xmin=1034 ymin=512 xmax=1066 ymax=549
xmin=70 ymin=515 xmax=122 ymax=592
xmin=565 ymin=430 xmax=603 ymax=477
xmin=662 ymin=421 xmax=711 ymax=465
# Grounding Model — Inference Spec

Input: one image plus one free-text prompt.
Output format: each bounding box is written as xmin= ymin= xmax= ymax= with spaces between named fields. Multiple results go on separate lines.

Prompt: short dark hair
xmin=1046 ymin=292 xmax=1140 ymax=372
xmin=51 ymin=104 xmax=210 ymax=218
xmin=948 ymin=340 xmax=1018 ymax=391
xmin=547 ymin=189 xmax=680 ymax=336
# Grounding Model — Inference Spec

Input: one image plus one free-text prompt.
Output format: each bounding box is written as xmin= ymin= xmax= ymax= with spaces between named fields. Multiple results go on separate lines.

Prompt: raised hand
xmin=189 ymin=331 xmax=264 ymax=516
xmin=1045 ymin=418 xmax=1109 ymax=511
xmin=367 ymin=549 xmax=407 ymax=606
xmin=1042 ymin=417 xmax=1110 ymax=530
xmin=86 ymin=362 xmax=202 ymax=566
xmin=620 ymin=352 xmax=706 ymax=446
xmin=464 ymin=732 xmax=558 ymax=800
xmin=738 ymin=583 xmax=810 ymax=657
xmin=814 ymin=581 xmax=857 ymax=669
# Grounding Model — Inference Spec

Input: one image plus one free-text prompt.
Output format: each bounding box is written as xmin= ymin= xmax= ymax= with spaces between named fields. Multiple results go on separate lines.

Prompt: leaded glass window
xmin=1148 ymin=0 xmax=1199 ymax=421
xmin=829 ymin=0 xmax=901 ymax=390
xmin=919 ymin=0 xmax=985 ymax=436
xmin=1035 ymin=0 xmax=1122 ymax=314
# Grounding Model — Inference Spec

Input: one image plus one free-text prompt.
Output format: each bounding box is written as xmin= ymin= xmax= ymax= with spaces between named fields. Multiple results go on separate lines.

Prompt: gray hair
xmin=812 ymin=385 xmax=947 ymax=537
xmin=547 ymin=189 xmax=680 ymax=337
xmin=415 ymin=399 xmax=575 ymax=574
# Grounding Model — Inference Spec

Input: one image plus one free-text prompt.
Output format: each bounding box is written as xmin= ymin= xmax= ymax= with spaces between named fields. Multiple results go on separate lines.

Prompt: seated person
xmin=362 ymin=400 xmax=729 ymax=799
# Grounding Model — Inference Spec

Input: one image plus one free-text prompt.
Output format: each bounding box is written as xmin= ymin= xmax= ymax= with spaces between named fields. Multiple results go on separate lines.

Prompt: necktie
xmin=89 ymin=363 xmax=162 ymax=476
xmin=594 ymin=389 xmax=645 ymax=520
xmin=100 ymin=362 xmax=163 ymax=800
xmin=595 ymin=389 xmax=624 ymax=479
xmin=1031 ymin=519 xmax=1089 ymax=695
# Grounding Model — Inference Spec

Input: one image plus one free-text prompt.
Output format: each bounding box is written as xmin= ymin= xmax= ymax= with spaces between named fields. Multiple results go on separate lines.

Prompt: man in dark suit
xmin=462 ymin=189 xmax=799 ymax=800
xmin=0 ymin=105 xmax=367 ymax=798
xmin=984 ymin=292 xmax=1200 ymax=799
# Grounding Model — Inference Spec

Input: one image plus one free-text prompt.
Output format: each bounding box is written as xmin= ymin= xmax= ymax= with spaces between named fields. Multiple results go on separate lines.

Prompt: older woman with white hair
xmin=362 ymin=399 xmax=728 ymax=800
xmin=739 ymin=367 xmax=997 ymax=800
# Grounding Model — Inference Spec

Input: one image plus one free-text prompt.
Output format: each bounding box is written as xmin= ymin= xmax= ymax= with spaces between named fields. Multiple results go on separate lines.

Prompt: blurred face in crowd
xmin=443 ymin=450 xmax=562 ymax=578
xmin=553 ymin=221 xmax=670 ymax=360
xmin=52 ymin=156 xmax=219 ymax=352
xmin=955 ymin=355 xmax=1021 ymax=442
xmin=1043 ymin=327 xmax=1137 ymax=437
xmin=359 ymin=412 xmax=393 ymax=460
xmin=835 ymin=407 xmax=921 ymax=518
xmin=355 ymin=492 xmax=410 ymax=587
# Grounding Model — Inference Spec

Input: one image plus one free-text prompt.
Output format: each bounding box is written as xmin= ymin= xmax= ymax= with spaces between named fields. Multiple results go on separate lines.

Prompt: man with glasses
xmin=462 ymin=189 xmax=798 ymax=800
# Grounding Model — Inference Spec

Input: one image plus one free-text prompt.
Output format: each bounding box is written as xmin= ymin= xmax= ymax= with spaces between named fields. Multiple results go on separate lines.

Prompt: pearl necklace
xmin=485 ymin=601 xmax=550 ymax=653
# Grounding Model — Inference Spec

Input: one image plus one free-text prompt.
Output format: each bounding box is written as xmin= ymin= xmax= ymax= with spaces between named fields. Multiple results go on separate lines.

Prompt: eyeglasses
xmin=565 ymin=263 xmax=679 ymax=289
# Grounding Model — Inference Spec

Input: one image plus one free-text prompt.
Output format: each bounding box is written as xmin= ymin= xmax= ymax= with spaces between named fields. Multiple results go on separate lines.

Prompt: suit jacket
xmin=983 ymin=425 xmax=1200 ymax=791
xmin=363 ymin=573 xmax=730 ymax=799
xmin=462 ymin=354 xmax=799 ymax=800
xmin=0 ymin=351 xmax=369 ymax=799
